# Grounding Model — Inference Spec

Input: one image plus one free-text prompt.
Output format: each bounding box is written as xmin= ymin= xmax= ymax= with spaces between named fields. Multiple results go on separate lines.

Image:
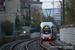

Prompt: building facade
xmin=0 ymin=0 xmax=21 ymax=23
xmin=54 ymin=12 xmax=61 ymax=25
xmin=54 ymin=12 xmax=61 ymax=21
xmin=0 ymin=0 xmax=42 ymax=23
xmin=0 ymin=0 xmax=6 ymax=21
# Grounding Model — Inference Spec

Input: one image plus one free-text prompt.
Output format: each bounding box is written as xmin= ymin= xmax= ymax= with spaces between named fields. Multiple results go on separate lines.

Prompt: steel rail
xmin=10 ymin=38 xmax=39 ymax=50
xmin=25 ymin=38 xmax=40 ymax=50
xmin=39 ymin=41 xmax=49 ymax=50
xmin=0 ymin=38 xmax=39 ymax=50
xmin=49 ymin=40 xmax=64 ymax=50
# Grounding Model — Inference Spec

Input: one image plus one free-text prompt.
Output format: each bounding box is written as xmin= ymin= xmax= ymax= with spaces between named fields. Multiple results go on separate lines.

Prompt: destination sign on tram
xmin=44 ymin=26 xmax=49 ymax=29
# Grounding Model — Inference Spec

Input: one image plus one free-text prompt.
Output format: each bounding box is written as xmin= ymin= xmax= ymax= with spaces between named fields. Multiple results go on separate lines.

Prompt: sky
xmin=40 ymin=0 xmax=62 ymax=9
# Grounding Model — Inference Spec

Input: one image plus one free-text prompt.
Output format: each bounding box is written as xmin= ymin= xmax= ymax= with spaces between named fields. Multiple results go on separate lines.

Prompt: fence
xmin=0 ymin=34 xmax=30 ymax=46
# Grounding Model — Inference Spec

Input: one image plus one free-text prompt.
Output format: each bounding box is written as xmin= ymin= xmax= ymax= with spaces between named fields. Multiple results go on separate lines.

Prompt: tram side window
xmin=51 ymin=26 xmax=53 ymax=33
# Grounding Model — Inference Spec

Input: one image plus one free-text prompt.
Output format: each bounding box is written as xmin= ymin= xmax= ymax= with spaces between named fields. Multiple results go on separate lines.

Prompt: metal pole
xmin=24 ymin=19 xmax=25 ymax=31
xmin=39 ymin=10 xmax=42 ymax=22
xmin=63 ymin=0 xmax=65 ymax=25
xmin=41 ymin=13 xmax=43 ymax=22
xmin=59 ymin=0 xmax=62 ymax=26
xmin=53 ymin=0 xmax=54 ymax=19
xmin=29 ymin=0 xmax=31 ymax=27
xmin=45 ymin=9 xmax=51 ymax=22
xmin=29 ymin=5 xmax=31 ymax=27
xmin=13 ymin=0 xmax=15 ymax=35
xmin=0 ymin=21 xmax=1 ymax=37
xmin=13 ymin=14 xmax=15 ymax=35
xmin=48 ymin=9 xmax=52 ymax=22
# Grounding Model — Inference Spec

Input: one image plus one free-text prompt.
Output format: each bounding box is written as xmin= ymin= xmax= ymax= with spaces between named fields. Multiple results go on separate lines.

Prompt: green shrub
xmin=1 ymin=20 xmax=13 ymax=36
xmin=15 ymin=30 xmax=23 ymax=34
xmin=30 ymin=29 xmax=40 ymax=33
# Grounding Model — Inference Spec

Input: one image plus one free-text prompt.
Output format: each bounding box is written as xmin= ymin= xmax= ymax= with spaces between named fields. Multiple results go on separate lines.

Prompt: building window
xmin=0 ymin=0 xmax=5 ymax=11
xmin=0 ymin=2 xmax=3 ymax=10
xmin=17 ymin=5 xmax=19 ymax=12
xmin=8 ymin=0 xmax=11 ymax=1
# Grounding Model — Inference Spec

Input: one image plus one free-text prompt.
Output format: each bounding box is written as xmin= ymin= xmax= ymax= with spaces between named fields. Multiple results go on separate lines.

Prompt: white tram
xmin=40 ymin=22 xmax=57 ymax=40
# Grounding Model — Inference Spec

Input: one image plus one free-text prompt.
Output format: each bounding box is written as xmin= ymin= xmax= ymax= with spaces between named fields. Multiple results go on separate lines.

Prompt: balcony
xmin=0 ymin=0 xmax=5 ymax=2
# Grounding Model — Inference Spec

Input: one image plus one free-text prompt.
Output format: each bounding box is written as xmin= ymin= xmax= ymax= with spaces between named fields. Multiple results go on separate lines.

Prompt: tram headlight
xmin=42 ymin=37 xmax=45 ymax=39
xmin=48 ymin=37 xmax=51 ymax=39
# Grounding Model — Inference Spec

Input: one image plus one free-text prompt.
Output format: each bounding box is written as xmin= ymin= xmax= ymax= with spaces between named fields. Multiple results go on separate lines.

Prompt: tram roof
xmin=40 ymin=22 xmax=53 ymax=28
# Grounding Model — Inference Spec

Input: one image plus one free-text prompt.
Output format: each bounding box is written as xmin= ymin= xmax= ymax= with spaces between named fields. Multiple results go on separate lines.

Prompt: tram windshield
xmin=42 ymin=26 xmax=51 ymax=34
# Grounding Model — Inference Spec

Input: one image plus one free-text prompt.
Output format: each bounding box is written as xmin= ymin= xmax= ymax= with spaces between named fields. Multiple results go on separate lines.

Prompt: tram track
xmin=11 ymin=38 xmax=41 ymax=50
xmin=49 ymin=40 xmax=64 ymax=50
xmin=1 ymin=38 xmax=42 ymax=50
xmin=25 ymin=38 xmax=41 ymax=50
xmin=1 ymin=40 xmax=21 ymax=50
xmin=39 ymin=41 xmax=49 ymax=50
xmin=1 ymin=37 xmax=70 ymax=50
xmin=39 ymin=39 xmax=64 ymax=50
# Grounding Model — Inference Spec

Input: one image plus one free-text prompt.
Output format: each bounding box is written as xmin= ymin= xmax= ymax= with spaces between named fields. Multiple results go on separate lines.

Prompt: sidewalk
xmin=56 ymin=37 xmax=71 ymax=46
xmin=56 ymin=34 xmax=72 ymax=46
xmin=55 ymin=37 xmax=75 ymax=50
